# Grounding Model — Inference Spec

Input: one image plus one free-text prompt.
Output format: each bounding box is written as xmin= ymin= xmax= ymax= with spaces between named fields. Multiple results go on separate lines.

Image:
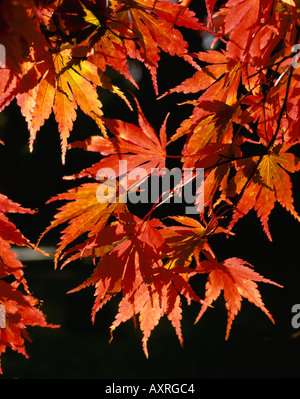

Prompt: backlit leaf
xmin=195 ymin=257 xmax=282 ymax=339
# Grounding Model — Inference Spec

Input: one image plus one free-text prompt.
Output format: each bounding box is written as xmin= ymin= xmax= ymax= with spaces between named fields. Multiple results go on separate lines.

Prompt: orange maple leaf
xmin=69 ymin=97 xmax=167 ymax=192
xmin=0 ymin=193 xmax=58 ymax=374
xmin=111 ymin=0 xmax=203 ymax=93
xmin=163 ymin=52 xmax=243 ymax=149
xmin=228 ymin=143 xmax=300 ymax=240
xmin=110 ymin=263 xmax=202 ymax=358
xmin=29 ymin=50 xmax=131 ymax=163
xmin=195 ymin=257 xmax=282 ymax=340
xmin=38 ymin=182 xmax=127 ymax=268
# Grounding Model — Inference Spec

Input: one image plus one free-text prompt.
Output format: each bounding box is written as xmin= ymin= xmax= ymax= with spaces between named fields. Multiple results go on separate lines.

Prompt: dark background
xmin=0 ymin=1 xmax=300 ymax=380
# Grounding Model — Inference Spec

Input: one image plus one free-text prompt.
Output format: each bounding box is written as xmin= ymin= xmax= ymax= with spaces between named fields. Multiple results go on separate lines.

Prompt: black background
xmin=0 ymin=1 xmax=300 ymax=379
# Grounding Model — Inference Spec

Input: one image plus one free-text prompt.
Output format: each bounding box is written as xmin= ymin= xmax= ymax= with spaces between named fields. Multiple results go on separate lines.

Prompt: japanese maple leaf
xmin=0 ymin=194 xmax=35 ymax=287
xmin=180 ymin=100 xmax=241 ymax=170
xmin=38 ymin=182 xmax=127 ymax=268
xmin=163 ymin=52 xmax=243 ymax=150
xmin=0 ymin=53 xmax=127 ymax=163
xmin=0 ymin=193 xmax=58 ymax=374
xmin=160 ymin=215 xmax=219 ymax=269
xmin=29 ymin=51 xmax=131 ymax=163
xmin=51 ymin=52 xmax=106 ymax=161
xmin=0 ymin=193 xmax=49 ymax=279
xmin=1 ymin=47 xmax=129 ymax=164
xmin=67 ymin=213 xmax=170 ymax=320
xmin=69 ymin=98 xmax=167 ymax=191
xmin=0 ymin=194 xmax=49 ymax=266
xmin=195 ymin=257 xmax=282 ymax=340
xmin=161 ymin=50 xmax=228 ymax=98
xmin=228 ymin=143 xmax=300 ymax=240
xmin=0 ymin=272 xmax=58 ymax=374
xmin=110 ymin=263 xmax=202 ymax=358
xmin=89 ymin=32 xmax=139 ymax=89
xmin=0 ymin=193 xmax=34 ymax=218
xmin=111 ymin=0 xmax=204 ymax=93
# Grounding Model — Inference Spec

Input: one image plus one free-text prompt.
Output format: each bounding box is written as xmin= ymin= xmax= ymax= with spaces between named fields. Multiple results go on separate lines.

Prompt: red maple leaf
xmin=69 ymin=97 xmax=167 ymax=192
xmin=0 ymin=194 xmax=59 ymax=374
xmin=67 ymin=213 xmax=170 ymax=318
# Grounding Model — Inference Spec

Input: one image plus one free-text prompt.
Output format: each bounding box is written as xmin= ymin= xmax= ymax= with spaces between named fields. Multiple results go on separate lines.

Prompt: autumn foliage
xmin=0 ymin=0 xmax=300 ymax=372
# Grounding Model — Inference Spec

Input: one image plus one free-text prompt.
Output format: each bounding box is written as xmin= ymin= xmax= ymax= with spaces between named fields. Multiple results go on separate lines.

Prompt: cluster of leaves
xmin=0 ymin=192 xmax=58 ymax=374
xmin=0 ymin=0 xmax=300 ymax=369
